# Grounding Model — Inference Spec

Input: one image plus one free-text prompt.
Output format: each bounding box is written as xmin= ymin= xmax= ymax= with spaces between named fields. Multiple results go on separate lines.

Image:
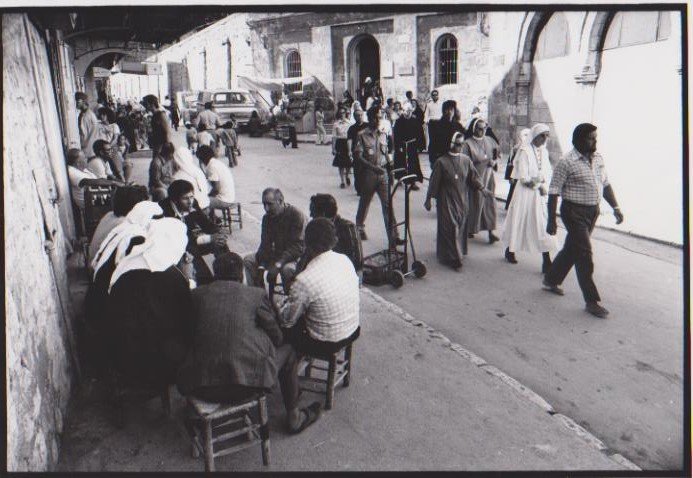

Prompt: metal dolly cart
xmin=362 ymin=140 xmax=427 ymax=288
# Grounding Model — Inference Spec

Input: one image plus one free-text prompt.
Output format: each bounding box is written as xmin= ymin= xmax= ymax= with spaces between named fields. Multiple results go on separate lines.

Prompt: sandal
xmin=289 ymin=401 xmax=322 ymax=434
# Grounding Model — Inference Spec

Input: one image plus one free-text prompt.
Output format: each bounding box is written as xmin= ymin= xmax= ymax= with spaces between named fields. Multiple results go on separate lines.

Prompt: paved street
xmin=59 ymin=131 xmax=683 ymax=471
xmin=196 ymin=131 xmax=684 ymax=470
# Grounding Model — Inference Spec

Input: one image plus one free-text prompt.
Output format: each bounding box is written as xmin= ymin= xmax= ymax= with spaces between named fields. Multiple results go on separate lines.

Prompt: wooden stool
xmin=186 ymin=393 xmax=270 ymax=472
xmin=219 ymin=203 xmax=243 ymax=234
xmin=297 ymin=327 xmax=360 ymax=410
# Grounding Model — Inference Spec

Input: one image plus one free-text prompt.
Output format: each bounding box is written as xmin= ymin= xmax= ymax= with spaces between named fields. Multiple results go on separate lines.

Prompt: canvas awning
xmin=237 ymin=74 xmax=316 ymax=92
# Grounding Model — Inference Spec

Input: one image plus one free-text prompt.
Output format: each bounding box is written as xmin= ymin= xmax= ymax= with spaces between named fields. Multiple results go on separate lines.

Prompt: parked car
xmin=196 ymin=89 xmax=270 ymax=128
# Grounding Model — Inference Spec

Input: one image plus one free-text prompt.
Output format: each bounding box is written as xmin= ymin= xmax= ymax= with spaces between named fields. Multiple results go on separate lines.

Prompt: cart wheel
xmin=412 ymin=261 xmax=427 ymax=278
xmin=388 ymin=270 xmax=405 ymax=288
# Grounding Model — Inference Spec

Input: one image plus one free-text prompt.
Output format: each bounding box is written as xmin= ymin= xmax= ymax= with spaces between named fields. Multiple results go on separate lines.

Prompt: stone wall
xmin=4 ymin=13 xmax=77 ymax=471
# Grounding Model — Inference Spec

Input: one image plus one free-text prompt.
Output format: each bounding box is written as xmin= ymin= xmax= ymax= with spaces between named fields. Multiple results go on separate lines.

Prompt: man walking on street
xmin=543 ymin=123 xmax=624 ymax=318
xmin=423 ymin=89 xmax=442 ymax=152
xmin=76 ymin=92 xmax=102 ymax=161
xmin=142 ymin=94 xmax=172 ymax=159
xmin=354 ymin=106 xmax=404 ymax=245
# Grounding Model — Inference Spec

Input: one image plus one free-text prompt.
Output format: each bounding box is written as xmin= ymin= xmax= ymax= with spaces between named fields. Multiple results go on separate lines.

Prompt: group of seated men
xmin=83 ymin=175 xmax=363 ymax=433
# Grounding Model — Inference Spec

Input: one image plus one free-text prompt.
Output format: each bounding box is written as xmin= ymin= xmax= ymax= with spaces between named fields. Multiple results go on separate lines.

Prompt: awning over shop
xmin=237 ymin=74 xmax=316 ymax=92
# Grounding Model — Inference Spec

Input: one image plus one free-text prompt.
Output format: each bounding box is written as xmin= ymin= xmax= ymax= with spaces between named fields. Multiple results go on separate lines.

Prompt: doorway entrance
xmin=348 ymin=34 xmax=380 ymax=104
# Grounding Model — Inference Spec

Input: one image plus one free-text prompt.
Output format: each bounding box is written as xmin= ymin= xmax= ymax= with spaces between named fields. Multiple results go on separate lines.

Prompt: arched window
xmin=285 ymin=50 xmax=302 ymax=92
xmin=534 ymin=12 xmax=571 ymax=60
xmin=603 ymin=11 xmax=671 ymax=50
xmin=435 ymin=34 xmax=458 ymax=86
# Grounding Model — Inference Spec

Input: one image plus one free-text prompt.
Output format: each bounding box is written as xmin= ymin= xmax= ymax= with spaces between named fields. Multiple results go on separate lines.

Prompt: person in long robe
xmin=504 ymin=128 xmax=531 ymax=210
xmin=393 ymin=103 xmax=423 ymax=190
xmin=424 ymin=132 xmax=492 ymax=271
xmin=84 ymin=201 xmax=163 ymax=376
xmin=462 ymin=118 xmax=500 ymax=243
xmin=105 ymin=218 xmax=195 ymax=388
xmin=501 ymin=123 xmax=557 ymax=271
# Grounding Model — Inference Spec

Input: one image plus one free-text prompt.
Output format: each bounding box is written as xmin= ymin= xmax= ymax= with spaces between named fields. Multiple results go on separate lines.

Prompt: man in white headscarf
xmin=85 ymin=199 xmax=164 ymax=376
xmin=171 ymin=146 xmax=211 ymax=210
xmin=501 ymin=123 xmax=557 ymax=269
xmin=106 ymin=218 xmax=196 ymax=387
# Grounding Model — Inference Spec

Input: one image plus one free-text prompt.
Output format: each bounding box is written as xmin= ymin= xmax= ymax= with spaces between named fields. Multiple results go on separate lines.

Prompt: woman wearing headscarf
xmin=501 ymin=123 xmax=557 ymax=271
xmin=105 ymin=218 xmax=195 ymax=387
xmin=171 ymin=146 xmax=211 ymax=210
xmin=424 ymin=132 xmax=493 ymax=271
xmin=504 ymin=128 xmax=531 ymax=210
xmin=410 ymin=99 xmax=426 ymax=152
xmin=461 ymin=118 xmax=501 ymax=244
xmin=84 ymin=201 xmax=163 ymax=376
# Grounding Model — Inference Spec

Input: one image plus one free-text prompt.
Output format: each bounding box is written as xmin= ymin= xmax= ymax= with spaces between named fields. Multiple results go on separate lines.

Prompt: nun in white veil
xmin=500 ymin=123 xmax=557 ymax=270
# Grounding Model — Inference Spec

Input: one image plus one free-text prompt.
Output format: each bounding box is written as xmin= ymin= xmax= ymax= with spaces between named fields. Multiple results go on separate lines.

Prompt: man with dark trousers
xmin=543 ymin=123 xmax=624 ymax=318
xmin=353 ymin=106 xmax=404 ymax=245
xmin=160 ymin=179 xmax=228 ymax=284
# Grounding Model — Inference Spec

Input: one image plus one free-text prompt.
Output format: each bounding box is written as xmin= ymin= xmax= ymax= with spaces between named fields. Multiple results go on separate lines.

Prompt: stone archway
xmin=575 ymin=12 xmax=614 ymax=83
xmin=514 ymin=11 xmax=552 ymax=127
xmin=347 ymin=34 xmax=380 ymax=104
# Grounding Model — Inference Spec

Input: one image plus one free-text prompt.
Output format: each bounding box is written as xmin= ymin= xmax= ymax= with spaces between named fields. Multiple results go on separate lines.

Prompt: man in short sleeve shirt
xmin=543 ymin=123 xmax=624 ymax=318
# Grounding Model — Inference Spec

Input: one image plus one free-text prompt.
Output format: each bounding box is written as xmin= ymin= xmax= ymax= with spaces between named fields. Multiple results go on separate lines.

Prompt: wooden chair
xmin=297 ymin=327 xmax=360 ymax=410
xmin=216 ymin=203 xmax=243 ymax=234
xmin=185 ymin=393 xmax=270 ymax=472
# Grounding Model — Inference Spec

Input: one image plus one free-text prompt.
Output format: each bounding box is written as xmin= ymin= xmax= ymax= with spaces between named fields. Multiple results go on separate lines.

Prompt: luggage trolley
xmin=362 ymin=139 xmax=427 ymax=288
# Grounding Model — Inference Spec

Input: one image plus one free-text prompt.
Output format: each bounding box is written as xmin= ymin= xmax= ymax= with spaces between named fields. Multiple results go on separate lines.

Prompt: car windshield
xmin=213 ymin=92 xmax=252 ymax=105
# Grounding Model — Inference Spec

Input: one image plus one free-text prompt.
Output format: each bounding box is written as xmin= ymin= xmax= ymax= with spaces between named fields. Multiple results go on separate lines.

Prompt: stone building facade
xmin=246 ymin=10 xmax=683 ymax=244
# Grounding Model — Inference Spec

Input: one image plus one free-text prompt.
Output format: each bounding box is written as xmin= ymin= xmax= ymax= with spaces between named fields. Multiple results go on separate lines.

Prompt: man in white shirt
xmin=196 ymin=145 xmax=236 ymax=210
xmin=423 ymin=89 xmax=442 ymax=151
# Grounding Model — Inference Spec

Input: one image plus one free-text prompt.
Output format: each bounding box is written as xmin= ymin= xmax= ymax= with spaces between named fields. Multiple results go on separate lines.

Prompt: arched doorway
xmin=348 ymin=34 xmax=380 ymax=104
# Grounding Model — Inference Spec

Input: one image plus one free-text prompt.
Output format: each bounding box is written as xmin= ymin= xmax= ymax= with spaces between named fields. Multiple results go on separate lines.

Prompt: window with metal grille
xmin=285 ymin=50 xmax=302 ymax=92
xmin=436 ymin=34 xmax=458 ymax=86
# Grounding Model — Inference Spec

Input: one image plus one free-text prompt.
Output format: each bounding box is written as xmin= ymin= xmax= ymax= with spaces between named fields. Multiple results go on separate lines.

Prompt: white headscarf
xmin=449 ymin=131 xmax=465 ymax=154
xmin=172 ymin=146 xmax=211 ymax=209
xmin=108 ymin=218 xmax=188 ymax=293
xmin=516 ymin=128 xmax=531 ymax=147
xmin=91 ymin=201 xmax=163 ymax=279
xmin=530 ymin=123 xmax=550 ymax=141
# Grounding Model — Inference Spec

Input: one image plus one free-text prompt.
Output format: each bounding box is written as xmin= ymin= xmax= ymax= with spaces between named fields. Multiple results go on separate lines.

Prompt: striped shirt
xmin=278 ymin=250 xmax=360 ymax=342
xmin=549 ymin=148 xmax=610 ymax=206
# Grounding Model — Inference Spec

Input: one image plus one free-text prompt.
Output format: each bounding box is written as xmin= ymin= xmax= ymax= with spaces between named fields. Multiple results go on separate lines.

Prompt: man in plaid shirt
xmin=276 ymin=218 xmax=360 ymax=345
xmin=543 ymin=123 xmax=624 ymax=318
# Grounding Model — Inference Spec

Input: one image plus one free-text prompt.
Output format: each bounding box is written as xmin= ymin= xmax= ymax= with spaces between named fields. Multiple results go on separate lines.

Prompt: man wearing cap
xmin=543 ymin=123 xmax=624 ymax=318
xmin=76 ymin=92 xmax=102 ymax=161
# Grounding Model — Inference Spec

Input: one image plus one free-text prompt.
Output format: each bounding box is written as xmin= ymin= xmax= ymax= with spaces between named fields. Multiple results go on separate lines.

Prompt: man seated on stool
xmin=244 ymin=188 xmax=305 ymax=292
xmin=160 ymin=179 xmax=228 ymax=285
xmin=195 ymin=145 xmax=236 ymax=211
xmin=275 ymin=218 xmax=360 ymax=357
xmin=177 ymin=252 xmax=322 ymax=433
xmin=297 ymin=193 xmax=362 ymax=273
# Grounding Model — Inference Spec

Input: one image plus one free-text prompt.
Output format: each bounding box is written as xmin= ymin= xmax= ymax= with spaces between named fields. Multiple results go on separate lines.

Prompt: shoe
xmin=450 ymin=260 xmax=463 ymax=271
xmin=288 ymin=402 xmax=322 ymax=434
xmin=542 ymin=279 xmax=564 ymax=296
xmin=359 ymin=229 xmax=368 ymax=241
xmin=585 ymin=301 xmax=609 ymax=318
xmin=505 ymin=248 xmax=518 ymax=264
xmin=488 ymin=232 xmax=500 ymax=244
xmin=346 ymin=176 xmax=351 ymax=186
xmin=468 ymin=233 xmax=475 ymax=239
xmin=410 ymin=184 xmax=420 ymax=191
xmin=340 ymin=183 xmax=346 ymax=189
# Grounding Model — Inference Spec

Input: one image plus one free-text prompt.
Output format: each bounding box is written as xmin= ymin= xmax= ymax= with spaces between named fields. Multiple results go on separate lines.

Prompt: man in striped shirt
xmin=543 ymin=123 xmax=624 ymax=318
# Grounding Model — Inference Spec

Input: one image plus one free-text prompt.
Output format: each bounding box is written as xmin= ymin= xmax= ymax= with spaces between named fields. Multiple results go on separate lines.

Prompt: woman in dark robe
xmin=393 ymin=103 xmax=423 ymax=190
xmin=462 ymin=118 xmax=501 ymax=243
xmin=105 ymin=218 xmax=195 ymax=388
xmin=424 ymin=132 xmax=492 ymax=271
